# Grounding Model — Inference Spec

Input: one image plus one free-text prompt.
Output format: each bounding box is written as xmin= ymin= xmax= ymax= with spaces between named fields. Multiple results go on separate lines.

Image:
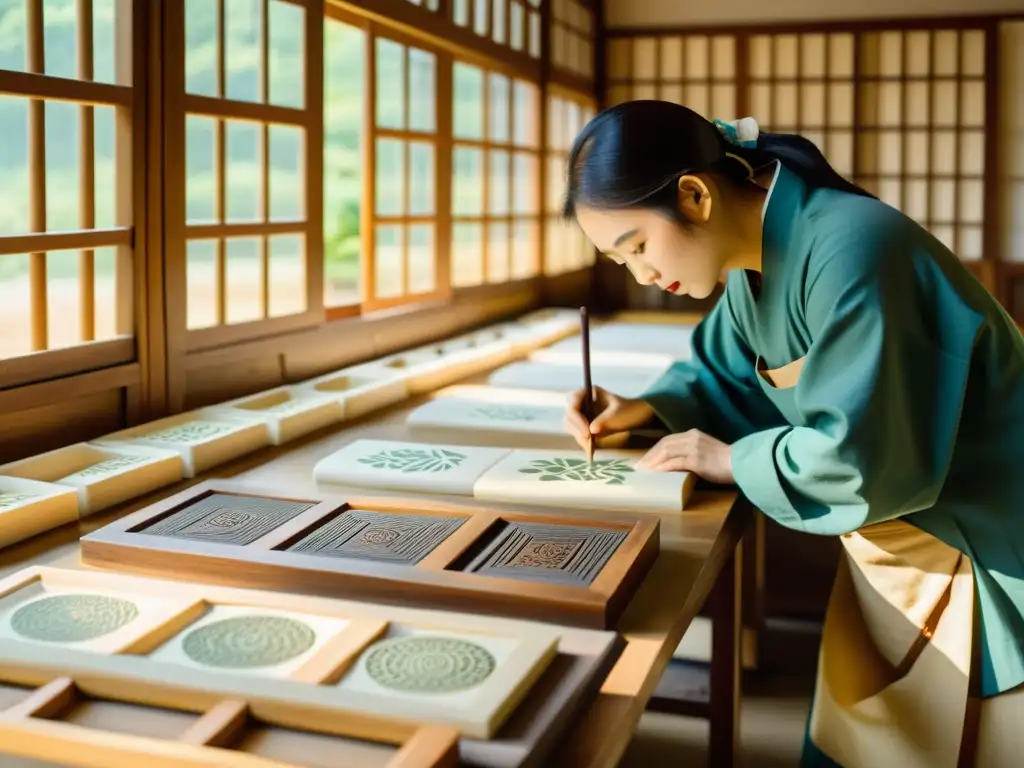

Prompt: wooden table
xmin=0 ymin=350 xmax=750 ymax=768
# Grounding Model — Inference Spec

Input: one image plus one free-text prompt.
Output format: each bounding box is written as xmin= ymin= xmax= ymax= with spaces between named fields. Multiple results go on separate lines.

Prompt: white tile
xmin=314 ymin=439 xmax=510 ymax=496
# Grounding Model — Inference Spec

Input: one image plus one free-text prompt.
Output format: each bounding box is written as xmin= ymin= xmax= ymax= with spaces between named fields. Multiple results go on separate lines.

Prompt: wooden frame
xmin=81 ymin=479 xmax=659 ymax=628
xmin=163 ymin=0 xmax=327 ymax=354
xmin=543 ymin=86 xmax=596 ymax=277
xmin=0 ymin=0 xmax=142 ymax=384
xmin=450 ymin=57 xmax=543 ymax=288
xmin=0 ymin=564 xmax=623 ymax=763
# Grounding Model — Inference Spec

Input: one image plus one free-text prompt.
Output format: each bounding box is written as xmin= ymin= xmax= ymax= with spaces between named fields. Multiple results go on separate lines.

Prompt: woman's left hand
xmin=636 ymin=429 xmax=735 ymax=484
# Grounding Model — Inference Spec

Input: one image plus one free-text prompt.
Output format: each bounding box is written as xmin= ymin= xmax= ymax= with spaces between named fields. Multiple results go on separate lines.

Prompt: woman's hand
xmin=563 ymin=386 xmax=655 ymax=451
xmin=636 ymin=429 xmax=735 ymax=484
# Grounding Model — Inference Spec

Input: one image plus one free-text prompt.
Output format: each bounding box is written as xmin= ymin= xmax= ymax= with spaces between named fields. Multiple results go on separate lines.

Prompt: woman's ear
xmin=677 ymin=174 xmax=713 ymax=225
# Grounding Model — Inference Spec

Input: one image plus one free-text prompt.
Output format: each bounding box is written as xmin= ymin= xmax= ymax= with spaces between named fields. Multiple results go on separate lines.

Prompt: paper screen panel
xmin=854 ymin=27 xmax=988 ymax=261
xmin=551 ymin=0 xmax=595 ymax=78
xmin=450 ymin=0 xmax=543 ymax=61
xmin=544 ymin=93 xmax=595 ymax=276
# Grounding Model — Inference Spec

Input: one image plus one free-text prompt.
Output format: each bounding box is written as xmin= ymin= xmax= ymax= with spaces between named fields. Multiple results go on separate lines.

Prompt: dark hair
xmin=561 ymin=100 xmax=873 ymax=221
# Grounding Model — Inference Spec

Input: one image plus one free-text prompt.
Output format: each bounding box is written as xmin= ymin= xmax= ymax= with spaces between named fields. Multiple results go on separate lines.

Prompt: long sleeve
xmin=641 ymin=280 xmax=789 ymax=443
xmin=731 ymin=245 xmax=985 ymax=536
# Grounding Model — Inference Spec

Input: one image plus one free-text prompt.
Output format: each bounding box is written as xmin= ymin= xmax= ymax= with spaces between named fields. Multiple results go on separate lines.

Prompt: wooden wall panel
xmin=0 ymin=391 xmax=125 ymax=464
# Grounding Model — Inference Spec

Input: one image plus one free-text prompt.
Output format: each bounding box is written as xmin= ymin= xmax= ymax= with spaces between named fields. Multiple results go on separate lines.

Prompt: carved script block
xmin=463 ymin=521 xmax=627 ymax=587
xmin=288 ymin=510 xmax=465 ymax=565
xmin=140 ymin=493 xmax=316 ymax=546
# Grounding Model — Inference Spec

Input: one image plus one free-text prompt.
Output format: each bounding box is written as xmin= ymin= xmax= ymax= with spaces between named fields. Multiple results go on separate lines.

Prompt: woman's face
xmin=574 ymin=175 xmax=736 ymax=300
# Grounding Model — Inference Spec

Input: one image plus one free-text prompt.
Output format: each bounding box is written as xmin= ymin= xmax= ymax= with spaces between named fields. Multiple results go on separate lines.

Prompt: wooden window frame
xmin=450 ymin=56 xmax=543 ymax=289
xmin=0 ymin=0 xmax=147 ymax=391
xmin=164 ymin=0 xmax=326 ymax=354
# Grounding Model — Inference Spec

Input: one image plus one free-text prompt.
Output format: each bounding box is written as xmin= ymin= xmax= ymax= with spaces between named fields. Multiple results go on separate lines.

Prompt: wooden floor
xmin=623 ymin=619 xmax=821 ymax=766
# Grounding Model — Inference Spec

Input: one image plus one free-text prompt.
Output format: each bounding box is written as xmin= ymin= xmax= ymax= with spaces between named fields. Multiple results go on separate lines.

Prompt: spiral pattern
xmin=181 ymin=615 xmax=316 ymax=668
xmin=364 ymin=635 xmax=496 ymax=693
xmin=10 ymin=594 xmax=140 ymax=643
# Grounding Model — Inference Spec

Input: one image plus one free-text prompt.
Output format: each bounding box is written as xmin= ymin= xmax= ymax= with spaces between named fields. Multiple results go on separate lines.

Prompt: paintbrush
xmin=580 ymin=306 xmax=595 ymax=463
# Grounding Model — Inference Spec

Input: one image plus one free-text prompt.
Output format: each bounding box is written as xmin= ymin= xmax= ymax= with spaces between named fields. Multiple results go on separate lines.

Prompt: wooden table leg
xmin=741 ymin=512 xmax=765 ymax=671
xmin=709 ymin=537 xmax=742 ymax=767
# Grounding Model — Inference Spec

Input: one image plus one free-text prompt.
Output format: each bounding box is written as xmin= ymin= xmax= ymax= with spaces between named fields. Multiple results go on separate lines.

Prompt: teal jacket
xmin=643 ymin=163 xmax=1024 ymax=698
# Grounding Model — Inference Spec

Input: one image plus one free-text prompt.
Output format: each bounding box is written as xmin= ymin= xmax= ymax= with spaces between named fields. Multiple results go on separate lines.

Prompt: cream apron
xmin=807 ymin=519 xmax=1024 ymax=767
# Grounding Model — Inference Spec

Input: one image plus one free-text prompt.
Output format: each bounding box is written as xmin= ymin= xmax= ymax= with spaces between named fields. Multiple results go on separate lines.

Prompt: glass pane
xmin=268 ymin=0 xmax=305 ymax=109
xmin=94 ymin=106 xmax=116 ymax=229
xmin=407 ymin=224 xmax=434 ymax=294
xmin=509 ymin=2 xmax=524 ymax=51
xmin=0 ymin=253 xmax=31 ymax=357
xmin=487 ymin=221 xmax=509 ymax=283
xmin=186 ymin=240 xmax=219 ymax=330
xmin=452 ymin=146 xmax=483 ymax=216
xmin=375 ymin=138 xmax=404 ymax=216
xmin=408 ymin=48 xmax=435 ymax=132
xmin=513 ymin=152 xmax=537 ymax=214
xmin=513 ymin=81 xmax=537 ymax=147
xmin=546 ymin=155 xmax=565 ymax=213
xmin=473 ymin=0 xmax=488 ymax=37
xmin=0 ymin=97 xmax=29 ymax=236
xmin=225 ymin=0 xmax=262 ymax=102
xmin=226 ymin=120 xmax=262 ymax=222
xmin=488 ymin=150 xmax=510 ymax=215
xmin=408 ymin=142 xmax=434 ymax=216
xmin=45 ymin=101 xmax=79 ymax=231
xmin=44 ymin=0 xmax=77 ymax=79
xmin=225 ymin=237 xmax=262 ymax=324
xmin=185 ymin=0 xmax=219 ymax=96
xmin=374 ymin=225 xmax=403 ymax=299
xmin=376 ymin=37 xmax=405 ymax=129
xmin=92 ymin=0 xmax=118 ymax=85
xmin=0 ymin=0 xmax=26 ymax=71
xmin=269 ymin=124 xmax=304 ymax=221
xmin=268 ymin=234 xmax=305 ymax=317
xmin=452 ymin=222 xmax=483 ymax=287
xmin=512 ymin=219 xmax=537 ymax=278
xmin=491 ymin=0 xmax=505 ymax=44
xmin=94 ymin=246 xmax=118 ymax=341
xmin=46 ymin=249 xmax=80 ymax=349
xmin=489 ymin=73 xmax=510 ymax=142
xmin=528 ymin=11 xmax=541 ymax=58
xmin=453 ymin=63 xmax=484 ymax=140
xmin=453 ymin=0 xmax=469 ymax=26
xmin=186 ymin=116 xmax=218 ymax=224
xmin=324 ymin=17 xmax=364 ymax=309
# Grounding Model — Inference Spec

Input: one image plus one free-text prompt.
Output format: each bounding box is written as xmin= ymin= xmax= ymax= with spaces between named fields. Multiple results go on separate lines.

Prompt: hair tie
xmin=712 ymin=117 xmax=759 ymax=149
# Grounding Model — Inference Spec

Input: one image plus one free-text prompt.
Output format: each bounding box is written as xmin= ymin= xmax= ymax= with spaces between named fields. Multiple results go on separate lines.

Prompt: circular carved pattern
xmin=360 ymin=528 xmax=400 ymax=545
xmin=182 ymin=615 xmax=316 ymax=669
xmin=364 ymin=635 xmax=496 ymax=693
xmin=10 ymin=594 xmax=140 ymax=643
xmin=515 ymin=541 xmax=576 ymax=569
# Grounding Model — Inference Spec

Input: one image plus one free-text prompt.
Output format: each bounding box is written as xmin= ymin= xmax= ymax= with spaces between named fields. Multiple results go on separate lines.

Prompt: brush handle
xmin=580 ymin=306 xmax=594 ymax=422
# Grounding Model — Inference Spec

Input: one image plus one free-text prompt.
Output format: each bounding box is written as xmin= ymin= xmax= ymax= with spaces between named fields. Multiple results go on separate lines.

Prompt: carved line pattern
xmin=143 ymin=421 xmax=235 ymax=445
xmin=469 ymin=405 xmax=544 ymax=422
xmin=289 ymin=510 xmax=465 ymax=564
xmin=10 ymin=593 xmax=140 ymax=643
xmin=141 ymin=493 xmax=316 ymax=546
xmin=0 ymin=492 xmax=43 ymax=510
xmin=464 ymin=521 xmax=627 ymax=586
xmin=362 ymin=635 xmax=497 ymax=693
xmin=59 ymin=455 xmax=149 ymax=481
xmin=181 ymin=615 xmax=317 ymax=669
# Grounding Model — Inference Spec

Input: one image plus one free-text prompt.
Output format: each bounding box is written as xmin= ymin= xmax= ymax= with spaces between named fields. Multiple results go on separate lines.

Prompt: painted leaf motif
xmin=358 ymin=448 xmax=468 ymax=473
xmin=517 ymin=458 xmax=637 ymax=484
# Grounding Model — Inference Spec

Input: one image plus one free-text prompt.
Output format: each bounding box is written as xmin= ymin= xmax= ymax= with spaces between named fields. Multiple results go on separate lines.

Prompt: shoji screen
xmin=747 ymin=33 xmax=856 ymax=179
xmin=606 ymin=35 xmax=739 ymax=119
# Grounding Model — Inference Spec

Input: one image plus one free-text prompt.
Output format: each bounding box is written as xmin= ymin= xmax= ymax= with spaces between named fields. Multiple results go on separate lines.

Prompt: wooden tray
xmin=81 ymin=480 xmax=659 ymax=629
xmin=0 ymin=566 xmax=622 ymax=767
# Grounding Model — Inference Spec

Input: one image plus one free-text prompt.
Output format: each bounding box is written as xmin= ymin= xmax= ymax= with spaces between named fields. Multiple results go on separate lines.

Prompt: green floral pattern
xmin=0 ymin=492 xmax=42 ymax=510
xmin=470 ymin=405 xmax=541 ymax=422
xmin=144 ymin=421 xmax=233 ymax=444
xmin=64 ymin=455 xmax=148 ymax=480
xmin=518 ymin=458 xmax=636 ymax=485
xmin=358 ymin=448 xmax=468 ymax=473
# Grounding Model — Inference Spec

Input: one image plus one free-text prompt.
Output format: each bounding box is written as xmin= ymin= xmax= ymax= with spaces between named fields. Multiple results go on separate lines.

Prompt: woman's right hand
xmin=563 ymin=386 xmax=656 ymax=451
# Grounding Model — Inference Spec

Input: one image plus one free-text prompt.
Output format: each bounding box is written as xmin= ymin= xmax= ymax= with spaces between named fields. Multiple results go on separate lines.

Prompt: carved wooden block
xmin=295 ymin=363 xmax=409 ymax=420
xmin=139 ymin=492 xmax=317 ymax=547
xmin=288 ymin=510 xmax=466 ymax=565
xmin=464 ymin=522 xmax=627 ymax=588
xmin=82 ymin=480 xmax=660 ymax=629
xmin=0 ymin=476 xmax=79 ymax=548
xmin=208 ymin=387 xmax=346 ymax=445
xmin=487 ymin=360 xmax=669 ymax=399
